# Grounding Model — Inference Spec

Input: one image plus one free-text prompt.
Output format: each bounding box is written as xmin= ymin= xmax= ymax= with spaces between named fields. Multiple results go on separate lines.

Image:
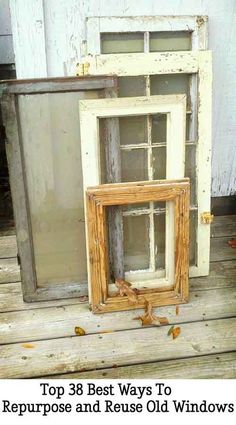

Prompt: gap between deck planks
xmin=0 ymin=317 xmax=235 ymax=378
xmin=0 ymin=215 xmax=235 ymax=378
xmin=47 ymin=352 xmax=236 ymax=379
xmin=0 ymin=286 xmax=235 ymax=344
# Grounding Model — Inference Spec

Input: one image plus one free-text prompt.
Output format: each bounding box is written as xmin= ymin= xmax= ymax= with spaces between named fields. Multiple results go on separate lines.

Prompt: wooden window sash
xmin=79 ymin=94 xmax=186 ymax=296
xmin=0 ymin=76 xmax=117 ymax=302
xmin=82 ymin=50 xmax=212 ymax=278
xmin=86 ymin=179 xmax=190 ymax=313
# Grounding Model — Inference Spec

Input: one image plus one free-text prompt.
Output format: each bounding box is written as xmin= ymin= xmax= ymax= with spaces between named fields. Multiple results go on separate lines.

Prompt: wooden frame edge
xmin=86 ymin=179 xmax=190 ymax=313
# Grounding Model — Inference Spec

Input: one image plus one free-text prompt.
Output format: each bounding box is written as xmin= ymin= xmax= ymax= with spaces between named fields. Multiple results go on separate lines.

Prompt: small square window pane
xmin=150 ymin=31 xmax=191 ymax=52
xmin=154 ymin=211 xmax=166 ymax=269
xmin=119 ymin=76 xmax=146 ymax=97
xmin=121 ymin=149 xmax=148 ymax=182
xmin=120 ymin=116 xmax=147 ymax=145
xmin=101 ymin=32 xmax=144 ymax=54
xmin=124 ymin=215 xmax=150 ymax=271
xmin=152 ymin=114 xmax=167 ymax=144
xmin=185 ymin=144 xmax=197 ymax=206
xmin=150 ymin=74 xmax=191 ymax=108
xmin=152 ymin=147 xmax=166 ymax=180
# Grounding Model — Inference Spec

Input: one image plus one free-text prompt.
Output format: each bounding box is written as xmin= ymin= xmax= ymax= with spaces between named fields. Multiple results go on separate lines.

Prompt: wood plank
xmin=0 ymin=282 xmax=87 ymax=313
xmin=0 ymin=317 xmax=235 ymax=378
xmin=50 ymin=352 xmax=236 ymax=379
xmin=190 ymin=260 xmax=236 ymax=290
xmin=0 ymin=235 xmax=17 ymax=259
xmin=0 ymin=286 xmax=235 ymax=344
xmin=0 ymin=258 xmax=20 ymax=284
xmin=211 ymin=237 xmax=236 ymax=262
xmin=0 ymin=260 xmax=235 ymax=312
xmin=211 ymin=215 xmax=236 ymax=238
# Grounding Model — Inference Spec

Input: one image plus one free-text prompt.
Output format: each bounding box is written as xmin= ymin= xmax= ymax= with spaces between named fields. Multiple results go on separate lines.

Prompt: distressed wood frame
xmin=79 ymin=94 xmax=186 ymax=293
xmin=0 ymin=76 xmax=117 ymax=302
xmin=86 ymin=179 xmax=190 ymax=313
xmin=86 ymin=15 xmax=208 ymax=54
xmin=83 ymin=50 xmax=212 ymax=277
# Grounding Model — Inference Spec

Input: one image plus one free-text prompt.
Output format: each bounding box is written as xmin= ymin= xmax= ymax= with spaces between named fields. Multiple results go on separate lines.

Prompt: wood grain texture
xmin=0 ymin=235 xmax=17 ymax=259
xmin=211 ymin=237 xmax=236 ymax=262
xmin=0 ymin=76 xmax=117 ymax=94
xmin=0 ymin=286 xmax=235 ymax=344
xmin=87 ymin=180 xmax=189 ymax=312
xmin=0 ymin=258 xmax=20 ymax=283
xmin=0 ymin=317 xmax=235 ymax=378
xmin=50 ymin=352 xmax=236 ymax=379
xmin=211 ymin=215 xmax=236 ymax=238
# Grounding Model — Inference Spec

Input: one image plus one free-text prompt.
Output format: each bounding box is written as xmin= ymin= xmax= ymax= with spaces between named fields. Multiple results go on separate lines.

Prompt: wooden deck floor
xmin=0 ymin=215 xmax=236 ymax=379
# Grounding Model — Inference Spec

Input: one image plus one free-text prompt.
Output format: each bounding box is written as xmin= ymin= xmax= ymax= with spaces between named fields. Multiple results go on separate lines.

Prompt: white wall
xmin=0 ymin=0 xmax=14 ymax=63
xmin=9 ymin=0 xmax=236 ymax=197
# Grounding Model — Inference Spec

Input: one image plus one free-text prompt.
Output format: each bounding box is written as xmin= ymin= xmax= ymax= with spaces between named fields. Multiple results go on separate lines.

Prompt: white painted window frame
xmin=86 ymin=15 xmax=208 ymax=55
xmin=79 ymin=94 xmax=186 ymax=296
xmin=83 ymin=50 xmax=212 ymax=278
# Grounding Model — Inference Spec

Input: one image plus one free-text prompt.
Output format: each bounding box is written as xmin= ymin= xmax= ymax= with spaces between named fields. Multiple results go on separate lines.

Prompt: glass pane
xmin=101 ymin=32 xmax=144 ymax=54
xmin=19 ymin=91 xmax=100 ymax=287
xmin=154 ymin=211 xmax=165 ymax=269
xmin=190 ymin=209 xmax=197 ymax=266
xmin=123 ymin=203 xmax=150 ymax=212
xmin=121 ymin=149 xmax=148 ymax=182
xmin=119 ymin=76 xmax=146 ymax=97
xmin=124 ymin=214 xmax=149 ymax=271
xmin=150 ymin=74 xmax=191 ymax=108
xmin=152 ymin=147 xmax=166 ymax=180
xmin=120 ymin=116 xmax=147 ymax=145
xmin=152 ymin=114 xmax=167 ymax=144
xmin=185 ymin=144 xmax=197 ymax=206
xmin=150 ymin=31 xmax=191 ymax=52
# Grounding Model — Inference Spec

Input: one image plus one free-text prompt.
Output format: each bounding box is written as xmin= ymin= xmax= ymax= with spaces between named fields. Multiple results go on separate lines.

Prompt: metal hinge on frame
xmin=76 ymin=62 xmax=90 ymax=76
xmin=201 ymin=212 xmax=214 ymax=224
xmin=17 ymin=253 xmax=21 ymax=266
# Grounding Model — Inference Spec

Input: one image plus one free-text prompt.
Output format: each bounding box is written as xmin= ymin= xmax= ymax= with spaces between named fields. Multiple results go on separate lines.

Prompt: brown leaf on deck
xmin=134 ymin=300 xmax=169 ymax=326
xmin=172 ymin=327 xmax=181 ymax=339
xmin=228 ymin=239 xmax=236 ymax=248
xmin=74 ymin=326 xmax=86 ymax=336
xmin=115 ymin=278 xmax=139 ymax=304
xmin=168 ymin=326 xmax=181 ymax=339
xmin=22 ymin=343 xmax=35 ymax=349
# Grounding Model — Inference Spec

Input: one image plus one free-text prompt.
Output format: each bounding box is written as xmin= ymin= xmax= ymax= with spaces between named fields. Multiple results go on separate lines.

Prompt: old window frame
xmin=83 ymin=50 xmax=212 ymax=278
xmin=79 ymin=94 xmax=186 ymax=291
xmin=0 ymin=75 xmax=117 ymax=302
xmin=86 ymin=179 xmax=190 ymax=313
xmin=86 ymin=15 xmax=208 ymax=55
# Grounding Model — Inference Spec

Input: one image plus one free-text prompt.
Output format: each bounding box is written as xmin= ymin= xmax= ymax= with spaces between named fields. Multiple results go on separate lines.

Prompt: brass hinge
xmin=76 ymin=62 xmax=90 ymax=76
xmin=201 ymin=212 xmax=214 ymax=224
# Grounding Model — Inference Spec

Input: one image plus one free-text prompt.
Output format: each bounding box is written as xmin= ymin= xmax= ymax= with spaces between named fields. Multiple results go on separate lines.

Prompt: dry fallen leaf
xmin=228 ymin=239 xmax=236 ymax=248
xmin=115 ymin=278 xmax=139 ymax=304
xmin=168 ymin=326 xmax=181 ymax=339
xmin=22 ymin=343 xmax=35 ymax=349
xmin=172 ymin=327 xmax=181 ymax=339
xmin=176 ymin=306 xmax=180 ymax=316
xmin=74 ymin=326 xmax=86 ymax=336
xmin=134 ymin=300 xmax=169 ymax=326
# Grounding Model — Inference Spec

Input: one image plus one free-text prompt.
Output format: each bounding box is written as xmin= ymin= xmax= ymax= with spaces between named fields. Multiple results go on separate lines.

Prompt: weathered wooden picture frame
xmin=0 ymin=75 xmax=117 ymax=302
xmin=86 ymin=179 xmax=190 ymax=313
xmin=83 ymin=50 xmax=212 ymax=278
xmin=79 ymin=94 xmax=186 ymax=292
